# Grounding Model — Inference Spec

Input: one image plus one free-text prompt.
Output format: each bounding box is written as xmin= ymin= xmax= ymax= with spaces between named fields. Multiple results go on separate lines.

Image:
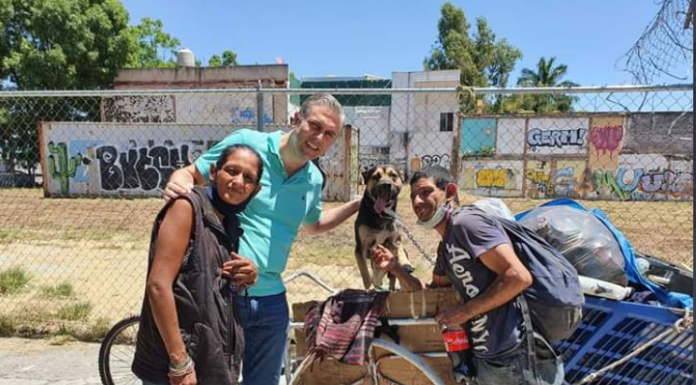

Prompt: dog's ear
xmin=398 ymin=168 xmax=405 ymax=182
xmin=362 ymin=166 xmax=376 ymax=185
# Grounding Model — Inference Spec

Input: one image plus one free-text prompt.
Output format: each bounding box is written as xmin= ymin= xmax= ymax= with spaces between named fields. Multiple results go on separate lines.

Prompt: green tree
xmin=208 ymin=49 xmax=238 ymax=67
xmin=208 ymin=54 xmax=222 ymax=67
xmin=424 ymin=3 xmax=522 ymax=88
xmin=221 ymin=50 xmax=237 ymax=66
xmin=424 ymin=2 xmax=522 ymax=113
xmin=0 ymin=0 xmax=137 ymax=89
xmin=517 ymin=56 xmax=576 ymax=87
xmin=130 ymin=17 xmax=181 ymax=68
xmin=0 ymin=0 xmax=137 ymax=178
xmin=515 ymin=56 xmax=578 ymax=113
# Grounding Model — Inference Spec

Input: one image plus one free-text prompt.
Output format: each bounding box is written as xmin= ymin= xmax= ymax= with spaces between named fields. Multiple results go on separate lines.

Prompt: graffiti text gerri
xmin=527 ymin=128 xmax=587 ymax=148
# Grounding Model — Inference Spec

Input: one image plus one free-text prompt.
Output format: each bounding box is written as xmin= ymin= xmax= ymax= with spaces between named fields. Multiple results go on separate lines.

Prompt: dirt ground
xmin=0 ymin=188 xmax=692 ymax=329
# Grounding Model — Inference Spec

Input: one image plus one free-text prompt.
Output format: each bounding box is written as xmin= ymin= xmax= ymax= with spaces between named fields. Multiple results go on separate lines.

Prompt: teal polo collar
xmin=267 ymin=130 xmax=310 ymax=180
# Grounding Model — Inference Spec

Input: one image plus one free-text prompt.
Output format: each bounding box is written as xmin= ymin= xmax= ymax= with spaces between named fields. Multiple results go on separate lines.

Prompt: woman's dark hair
xmin=215 ymin=144 xmax=264 ymax=184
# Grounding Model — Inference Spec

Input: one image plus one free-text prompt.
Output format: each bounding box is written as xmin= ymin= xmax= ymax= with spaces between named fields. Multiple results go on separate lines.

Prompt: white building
xmin=390 ymin=70 xmax=461 ymax=175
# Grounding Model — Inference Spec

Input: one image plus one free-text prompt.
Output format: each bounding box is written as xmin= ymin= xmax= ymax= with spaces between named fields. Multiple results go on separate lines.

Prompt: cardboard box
xmin=292 ymin=288 xmax=460 ymax=385
xmin=291 ymin=288 xmax=462 ymax=376
xmin=383 ymin=288 xmax=461 ymax=319
xmin=291 ymin=288 xmax=461 ymax=321
xmin=377 ymin=355 xmax=459 ymax=385
xmin=381 ymin=324 xmax=446 ymax=354
xmin=292 ymin=357 xmax=369 ymax=385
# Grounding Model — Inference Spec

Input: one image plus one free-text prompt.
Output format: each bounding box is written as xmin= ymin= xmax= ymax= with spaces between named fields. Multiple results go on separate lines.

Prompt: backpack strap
xmin=517 ymin=295 xmax=540 ymax=382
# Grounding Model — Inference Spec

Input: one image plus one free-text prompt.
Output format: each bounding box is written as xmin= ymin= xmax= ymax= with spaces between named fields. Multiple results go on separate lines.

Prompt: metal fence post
xmin=256 ymin=81 xmax=265 ymax=132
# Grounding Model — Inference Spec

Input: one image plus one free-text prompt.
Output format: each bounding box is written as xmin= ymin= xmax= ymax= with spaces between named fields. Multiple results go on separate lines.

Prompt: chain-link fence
xmin=0 ymin=85 xmax=692 ymax=337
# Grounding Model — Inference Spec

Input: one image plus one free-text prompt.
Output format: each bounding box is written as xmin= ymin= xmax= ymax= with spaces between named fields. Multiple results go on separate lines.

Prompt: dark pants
xmin=471 ymin=334 xmax=564 ymax=385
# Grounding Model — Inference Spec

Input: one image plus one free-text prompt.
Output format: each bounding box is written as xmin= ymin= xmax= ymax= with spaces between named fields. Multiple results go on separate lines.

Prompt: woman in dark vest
xmin=133 ymin=144 xmax=263 ymax=385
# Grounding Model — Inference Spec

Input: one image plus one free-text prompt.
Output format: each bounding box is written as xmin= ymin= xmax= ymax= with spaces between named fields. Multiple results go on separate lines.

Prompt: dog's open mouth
xmin=372 ymin=184 xmax=399 ymax=215
xmin=373 ymin=194 xmax=391 ymax=214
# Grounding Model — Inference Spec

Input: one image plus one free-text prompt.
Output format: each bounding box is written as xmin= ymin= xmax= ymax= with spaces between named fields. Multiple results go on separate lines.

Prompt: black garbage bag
xmin=518 ymin=205 xmax=628 ymax=286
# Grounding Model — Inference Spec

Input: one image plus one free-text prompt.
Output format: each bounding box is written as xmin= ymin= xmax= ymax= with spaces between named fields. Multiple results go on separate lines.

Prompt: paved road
xmin=0 ymin=337 xmax=290 ymax=385
xmin=0 ymin=338 xmax=102 ymax=385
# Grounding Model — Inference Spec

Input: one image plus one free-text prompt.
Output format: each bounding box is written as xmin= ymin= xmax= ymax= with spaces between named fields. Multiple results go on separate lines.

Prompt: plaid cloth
xmin=304 ymin=289 xmax=389 ymax=365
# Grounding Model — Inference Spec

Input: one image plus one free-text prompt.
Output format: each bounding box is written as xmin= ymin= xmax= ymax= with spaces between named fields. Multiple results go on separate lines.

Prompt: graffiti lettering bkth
xmin=96 ymin=144 xmax=191 ymax=191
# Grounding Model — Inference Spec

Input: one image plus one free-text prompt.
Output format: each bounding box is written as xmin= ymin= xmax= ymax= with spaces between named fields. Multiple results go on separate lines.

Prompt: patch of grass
xmin=0 ymin=267 xmax=31 ymax=295
xmin=0 ymin=228 xmax=22 ymax=242
xmin=0 ymin=315 xmax=13 ymax=337
xmin=49 ymin=334 xmax=76 ymax=346
xmin=40 ymin=282 xmax=74 ymax=299
xmin=295 ymin=245 xmax=355 ymax=267
xmin=56 ymin=302 xmax=92 ymax=321
xmin=66 ymin=317 xmax=112 ymax=342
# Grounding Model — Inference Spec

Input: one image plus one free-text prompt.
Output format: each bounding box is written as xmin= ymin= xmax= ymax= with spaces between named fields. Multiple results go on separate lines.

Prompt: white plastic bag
xmin=473 ymin=198 xmax=515 ymax=221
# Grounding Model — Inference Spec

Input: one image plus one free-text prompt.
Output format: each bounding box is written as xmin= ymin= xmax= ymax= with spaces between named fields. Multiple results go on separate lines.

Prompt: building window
xmin=440 ymin=112 xmax=454 ymax=132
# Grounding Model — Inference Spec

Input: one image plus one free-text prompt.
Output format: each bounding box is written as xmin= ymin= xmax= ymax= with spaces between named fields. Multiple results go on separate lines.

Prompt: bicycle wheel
xmin=98 ymin=315 xmax=141 ymax=385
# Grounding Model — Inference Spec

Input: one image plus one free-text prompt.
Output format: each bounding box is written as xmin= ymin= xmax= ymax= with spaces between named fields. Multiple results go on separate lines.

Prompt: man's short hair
xmin=409 ymin=166 xmax=456 ymax=191
xmin=300 ymin=93 xmax=345 ymax=127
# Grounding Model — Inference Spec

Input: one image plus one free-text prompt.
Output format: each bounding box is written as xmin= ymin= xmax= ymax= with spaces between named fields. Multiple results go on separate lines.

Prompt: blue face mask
xmin=416 ymin=202 xmax=451 ymax=229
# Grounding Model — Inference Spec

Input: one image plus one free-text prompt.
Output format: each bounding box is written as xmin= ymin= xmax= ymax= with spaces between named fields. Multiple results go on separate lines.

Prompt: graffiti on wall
xmin=40 ymin=122 xmax=236 ymax=196
xmin=476 ymin=169 xmax=509 ymax=188
xmin=590 ymin=125 xmax=623 ymax=154
xmin=102 ymin=96 xmax=175 ymax=123
xmin=229 ymin=107 xmax=272 ymax=125
xmin=524 ymin=161 xmax=553 ymax=199
xmin=592 ymin=167 xmax=693 ymax=201
xmin=94 ymin=141 xmax=214 ymax=192
xmin=45 ymin=139 xmax=218 ymax=195
xmin=46 ymin=142 xmax=87 ymax=195
xmin=588 ymin=117 xmax=625 ymax=170
xmin=524 ymin=160 xmax=589 ymax=199
xmin=420 ymin=154 xmax=451 ymax=169
xmin=527 ymin=128 xmax=586 ymax=148
xmin=526 ymin=118 xmax=589 ymax=155
xmin=461 ymin=161 xmax=523 ymax=197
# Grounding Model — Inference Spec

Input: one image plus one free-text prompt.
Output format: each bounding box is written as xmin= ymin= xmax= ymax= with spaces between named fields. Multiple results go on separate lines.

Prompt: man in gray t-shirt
xmin=372 ymin=166 xmax=563 ymax=385
xmin=433 ymin=207 xmax=524 ymax=358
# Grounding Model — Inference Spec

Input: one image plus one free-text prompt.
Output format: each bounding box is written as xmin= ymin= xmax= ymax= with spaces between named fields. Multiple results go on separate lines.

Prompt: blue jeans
xmin=471 ymin=334 xmax=564 ymax=385
xmin=234 ymin=291 xmax=290 ymax=385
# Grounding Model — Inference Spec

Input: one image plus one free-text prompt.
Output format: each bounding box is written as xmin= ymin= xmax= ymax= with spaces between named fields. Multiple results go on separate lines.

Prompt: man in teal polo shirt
xmin=164 ymin=94 xmax=360 ymax=385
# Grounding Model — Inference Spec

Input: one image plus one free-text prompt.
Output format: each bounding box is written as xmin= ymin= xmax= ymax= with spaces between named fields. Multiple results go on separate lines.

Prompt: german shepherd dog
xmin=355 ymin=165 xmax=414 ymax=290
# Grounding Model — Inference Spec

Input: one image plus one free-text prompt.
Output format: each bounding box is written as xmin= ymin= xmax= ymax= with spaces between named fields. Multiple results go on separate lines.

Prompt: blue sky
xmin=121 ymin=1 xmax=692 ymax=86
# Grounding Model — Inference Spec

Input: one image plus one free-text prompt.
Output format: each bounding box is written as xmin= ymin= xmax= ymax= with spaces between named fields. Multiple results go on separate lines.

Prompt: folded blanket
xmin=304 ymin=289 xmax=389 ymax=365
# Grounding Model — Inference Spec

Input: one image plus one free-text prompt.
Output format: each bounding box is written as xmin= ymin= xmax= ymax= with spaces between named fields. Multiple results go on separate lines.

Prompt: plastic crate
xmin=559 ymin=296 xmax=693 ymax=385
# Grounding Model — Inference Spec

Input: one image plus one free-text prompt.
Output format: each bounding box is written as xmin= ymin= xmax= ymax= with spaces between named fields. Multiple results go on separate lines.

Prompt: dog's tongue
xmin=374 ymin=196 xmax=387 ymax=214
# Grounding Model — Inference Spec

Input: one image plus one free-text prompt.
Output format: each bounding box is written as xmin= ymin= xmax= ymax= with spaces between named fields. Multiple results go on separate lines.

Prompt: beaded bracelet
xmin=169 ymin=355 xmax=195 ymax=377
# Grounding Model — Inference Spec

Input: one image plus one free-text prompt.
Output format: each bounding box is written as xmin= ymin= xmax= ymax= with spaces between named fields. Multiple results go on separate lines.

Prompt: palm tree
xmin=517 ymin=56 xmax=577 ymax=87
xmin=516 ymin=56 xmax=578 ymax=112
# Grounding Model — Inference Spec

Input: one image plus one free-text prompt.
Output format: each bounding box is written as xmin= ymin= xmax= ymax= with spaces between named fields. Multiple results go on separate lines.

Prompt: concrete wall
xmin=345 ymin=106 xmax=390 ymax=147
xmin=114 ymin=65 xmax=288 ymax=89
xmin=106 ymin=65 xmax=289 ymax=126
xmin=457 ymin=113 xmax=693 ymax=201
xmin=39 ymin=122 xmax=356 ymax=200
xmin=624 ymin=112 xmax=693 ymax=155
xmin=39 ymin=122 xmax=235 ymax=197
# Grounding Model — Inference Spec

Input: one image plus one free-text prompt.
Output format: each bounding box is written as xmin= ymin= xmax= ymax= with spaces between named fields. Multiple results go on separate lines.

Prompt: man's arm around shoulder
xmin=164 ymin=164 xmax=205 ymax=201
